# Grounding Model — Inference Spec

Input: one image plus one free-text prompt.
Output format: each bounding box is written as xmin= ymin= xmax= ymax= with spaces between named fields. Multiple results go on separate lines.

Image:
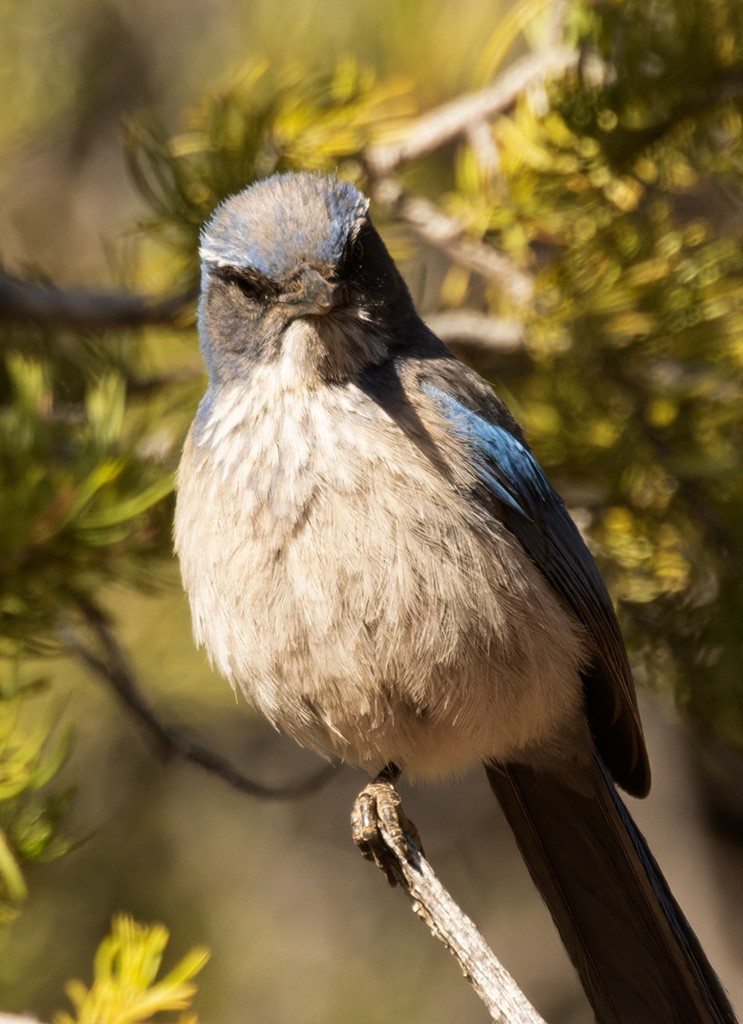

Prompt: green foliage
xmin=0 ymin=669 xmax=71 ymax=922
xmin=0 ymin=329 xmax=185 ymax=914
xmin=55 ymin=915 xmax=209 ymax=1024
xmin=576 ymin=0 xmax=743 ymax=170
xmin=0 ymin=355 xmax=176 ymax=656
xmin=473 ymin=0 xmax=743 ymax=741
xmin=126 ymin=59 xmax=414 ymax=285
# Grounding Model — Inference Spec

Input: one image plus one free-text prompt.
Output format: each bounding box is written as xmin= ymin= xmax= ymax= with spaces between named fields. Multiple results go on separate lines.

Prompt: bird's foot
xmin=351 ymin=765 xmax=422 ymax=887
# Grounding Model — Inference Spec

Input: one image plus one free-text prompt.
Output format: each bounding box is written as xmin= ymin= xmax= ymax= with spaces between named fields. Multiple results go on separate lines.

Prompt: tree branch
xmin=61 ymin=600 xmax=336 ymax=800
xmin=373 ymin=183 xmax=534 ymax=304
xmin=0 ymin=268 xmax=196 ymax=331
xmin=361 ymin=47 xmax=582 ymax=306
xmin=425 ymin=310 xmax=525 ymax=354
xmin=365 ymin=46 xmax=578 ymax=176
xmin=378 ymin=825 xmax=547 ymax=1024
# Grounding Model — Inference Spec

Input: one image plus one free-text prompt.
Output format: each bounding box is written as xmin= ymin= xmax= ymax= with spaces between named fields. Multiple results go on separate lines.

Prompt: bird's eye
xmin=351 ymin=238 xmax=364 ymax=263
xmin=217 ymin=267 xmax=274 ymax=302
xmin=339 ymin=235 xmax=365 ymax=280
xmin=234 ymin=276 xmax=265 ymax=300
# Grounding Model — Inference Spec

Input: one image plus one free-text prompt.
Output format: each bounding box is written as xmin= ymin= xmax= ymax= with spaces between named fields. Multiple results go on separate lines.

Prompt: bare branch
xmin=361 ymin=45 xmax=583 ymax=306
xmin=548 ymin=0 xmax=570 ymax=48
xmin=379 ymin=826 xmax=548 ymax=1024
xmin=0 ymin=268 xmax=196 ymax=331
xmin=425 ymin=310 xmax=525 ymax=354
xmin=61 ymin=600 xmax=337 ymax=800
xmin=374 ymin=183 xmax=534 ymax=304
xmin=366 ymin=46 xmax=578 ymax=176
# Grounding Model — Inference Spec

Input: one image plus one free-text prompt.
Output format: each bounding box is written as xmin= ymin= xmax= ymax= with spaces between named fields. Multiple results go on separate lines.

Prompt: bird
xmin=174 ymin=170 xmax=737 ymax=1024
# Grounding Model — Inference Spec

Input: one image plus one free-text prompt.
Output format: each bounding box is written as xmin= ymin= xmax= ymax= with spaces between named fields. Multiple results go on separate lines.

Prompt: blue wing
xmin=423 ymin=382 xmax=648 ymax=794
xmin=423 ymin=384 xmax=605 ymax=601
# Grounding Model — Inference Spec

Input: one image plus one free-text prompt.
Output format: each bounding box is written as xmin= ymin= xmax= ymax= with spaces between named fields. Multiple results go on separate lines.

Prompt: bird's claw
xmin=351 ymin=776 xmax=422 ymax=887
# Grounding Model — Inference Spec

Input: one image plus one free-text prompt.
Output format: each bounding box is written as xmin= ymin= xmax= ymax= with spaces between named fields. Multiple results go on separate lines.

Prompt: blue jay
xmin=175 ymin=171 xmax=736 ymax=1024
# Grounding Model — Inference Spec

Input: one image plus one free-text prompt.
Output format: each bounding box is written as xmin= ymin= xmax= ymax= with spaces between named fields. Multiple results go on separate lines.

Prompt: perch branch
xmin=379 ymin=825 xmax=547 ymax=1024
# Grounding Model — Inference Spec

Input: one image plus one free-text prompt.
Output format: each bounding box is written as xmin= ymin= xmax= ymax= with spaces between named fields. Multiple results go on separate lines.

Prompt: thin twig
xmin=379 ymin=826 xmax=547 ymax=1024
xmin=548 ymin=0 xmax=569 ymax=48
xmin=62 ymin=600 xmax=337 ymax=800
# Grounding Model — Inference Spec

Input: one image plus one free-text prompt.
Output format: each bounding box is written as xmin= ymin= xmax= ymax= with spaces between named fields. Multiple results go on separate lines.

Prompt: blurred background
xmin=1 ymin=0 xmax=743 ymax=1022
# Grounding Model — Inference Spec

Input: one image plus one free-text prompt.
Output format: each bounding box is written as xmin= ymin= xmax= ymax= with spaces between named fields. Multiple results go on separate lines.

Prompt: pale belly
xmin=175 ymin=379 xmax=589 ymax=780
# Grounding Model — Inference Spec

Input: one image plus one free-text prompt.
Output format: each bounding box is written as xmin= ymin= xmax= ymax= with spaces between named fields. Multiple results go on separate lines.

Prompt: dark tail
xmin=486 ymin=758 xmax=737 ymax=1024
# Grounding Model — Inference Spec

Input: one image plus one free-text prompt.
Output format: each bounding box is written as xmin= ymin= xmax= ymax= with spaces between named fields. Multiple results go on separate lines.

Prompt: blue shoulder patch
xmin=422 ymin=384 xmax=553 ymax=516
xmin=423 ymin=382 xmax=618 ymax=636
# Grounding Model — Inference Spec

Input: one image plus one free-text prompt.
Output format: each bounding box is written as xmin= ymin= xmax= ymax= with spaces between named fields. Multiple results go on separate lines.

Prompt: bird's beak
xmin=281 ymin=267 xmax=345 ymax=318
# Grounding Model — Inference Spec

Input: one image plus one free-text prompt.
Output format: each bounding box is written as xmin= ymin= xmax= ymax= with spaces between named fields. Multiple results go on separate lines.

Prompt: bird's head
xmin=198 ymin=171 xmax=415 ymax=385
